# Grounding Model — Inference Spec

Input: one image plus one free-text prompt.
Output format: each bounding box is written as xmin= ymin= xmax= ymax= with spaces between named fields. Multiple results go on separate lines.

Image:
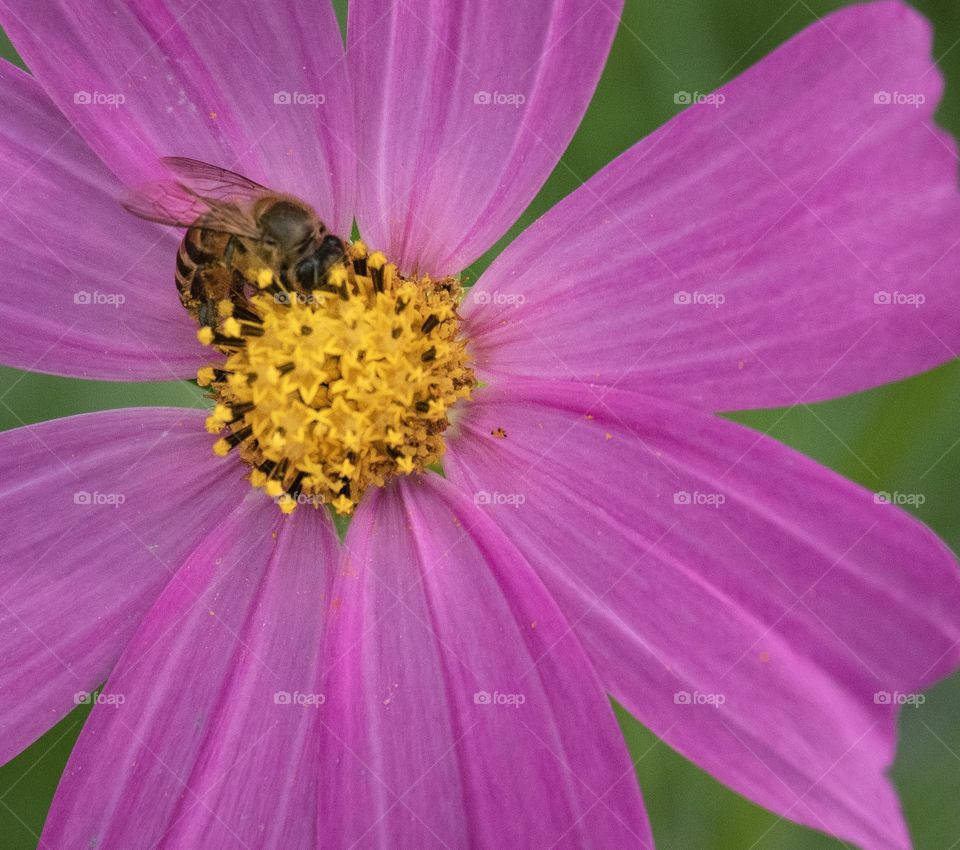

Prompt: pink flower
xmin=0 ymin=1 xmax=957 ymax=848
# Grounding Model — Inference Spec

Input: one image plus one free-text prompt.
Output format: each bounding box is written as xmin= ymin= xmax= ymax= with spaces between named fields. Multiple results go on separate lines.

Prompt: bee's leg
xmin=223 ymin=234 xmax=246 ymax=266
xmin=278 ymin=266 xmax=297 ymax=291
xmin=191 ymin=266 xmax=229 ymax=328
xmin=319 ymin=234 xmax=347 ymax=273
xmin=189 ymin=273 xmax=207 ymax=304
xmin=298 ymin=235 xmax=348 ymax=294
xmin=230 ymin=266 xmax=249 ymax=299
xmin=295 ymin=255 xmax=332 ymax=293
xmin=198 ymin=299 xmax=217 ymax=328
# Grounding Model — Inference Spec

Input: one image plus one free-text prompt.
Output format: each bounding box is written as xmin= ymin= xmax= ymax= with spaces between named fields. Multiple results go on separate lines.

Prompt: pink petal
xmin=0 ymin=407 xmax=250 ymax=765
xmin=0 ymin=0 xmax=355 ymax=231
xmin=464 ymin=1 xmax=960 ymax=410
xmin=321 ymin=475 xmax=653 ymax=848
xmin=348 ymin=0 xmax=621 ymax=276
xmin=0 ymin=62 xmax=206 ymax=380
xmin=41 ymin=501 xmax=338 ymax=849
xmin=445 ymin=378 xmax=960 ymax=850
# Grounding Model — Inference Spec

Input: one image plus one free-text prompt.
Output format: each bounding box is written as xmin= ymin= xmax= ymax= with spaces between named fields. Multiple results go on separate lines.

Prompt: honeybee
xmin=122 ymin=157 xmax=347 ymax=327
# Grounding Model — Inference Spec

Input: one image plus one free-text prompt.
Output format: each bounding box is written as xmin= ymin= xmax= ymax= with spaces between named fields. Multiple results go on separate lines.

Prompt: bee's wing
xmin=159 ymin=156 xmax=269 ymax=201
xmin=120 ymin=181 xmax=265 ymax=240
xmin=120 ymin=163 xmax=275 ymax=242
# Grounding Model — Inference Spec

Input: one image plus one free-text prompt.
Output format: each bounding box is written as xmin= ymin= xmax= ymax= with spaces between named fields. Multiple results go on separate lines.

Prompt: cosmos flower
xmin=0 ymin=0 xmax=958 ymax=848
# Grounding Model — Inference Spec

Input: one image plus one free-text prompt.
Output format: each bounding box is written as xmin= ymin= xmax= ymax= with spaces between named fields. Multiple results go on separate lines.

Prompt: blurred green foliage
xmin=1 ymin=1 xmax=958 ymax=847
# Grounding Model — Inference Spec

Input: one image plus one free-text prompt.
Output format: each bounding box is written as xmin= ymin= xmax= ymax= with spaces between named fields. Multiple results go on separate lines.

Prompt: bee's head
xmin=257 ymin=199 xmax=315 ymax=250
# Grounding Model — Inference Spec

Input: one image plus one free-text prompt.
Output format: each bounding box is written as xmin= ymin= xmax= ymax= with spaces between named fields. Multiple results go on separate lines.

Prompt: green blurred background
xmin=1 ymin=0 xmax=959 ymax=847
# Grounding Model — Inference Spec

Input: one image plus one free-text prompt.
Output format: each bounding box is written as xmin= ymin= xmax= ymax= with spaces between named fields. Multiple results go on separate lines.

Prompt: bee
xmin=122 ymin=157 xmax=347 ymax=327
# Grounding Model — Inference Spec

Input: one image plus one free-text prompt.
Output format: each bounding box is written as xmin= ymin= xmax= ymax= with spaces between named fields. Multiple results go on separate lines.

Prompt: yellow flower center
xmin=196 ymin=242 xmax=474 ymax=514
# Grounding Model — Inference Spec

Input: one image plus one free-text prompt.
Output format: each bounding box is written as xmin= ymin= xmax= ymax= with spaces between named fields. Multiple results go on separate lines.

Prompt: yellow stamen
xmin=196 ymin=242 xmax=474 ymax=514
xmin=221 ymin=317 xmax=243 ymax=338
xmin=196 ymin=366 xmax=216 ymax=387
